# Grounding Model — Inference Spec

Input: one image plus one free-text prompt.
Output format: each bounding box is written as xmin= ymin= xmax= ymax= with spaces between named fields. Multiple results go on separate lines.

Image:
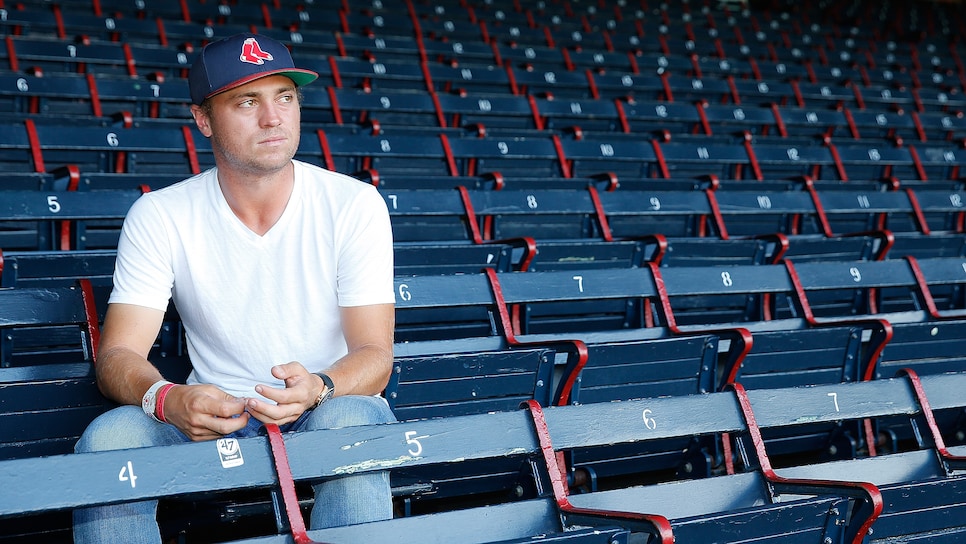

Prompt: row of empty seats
xmin=2 ymin=0 xmax=966 ymax=542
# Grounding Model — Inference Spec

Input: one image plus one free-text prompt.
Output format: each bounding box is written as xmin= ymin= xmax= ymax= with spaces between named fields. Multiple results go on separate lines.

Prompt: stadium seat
xmin=751 ymin=373 xmax=966 ymax=542
xmin=0 ymin=280 xmax=107 ymax=460
xmin=0 ymin=187 xmax=144 ymax=250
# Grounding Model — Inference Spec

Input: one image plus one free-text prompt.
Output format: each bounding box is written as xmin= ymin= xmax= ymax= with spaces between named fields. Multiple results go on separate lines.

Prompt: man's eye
xmin=239 ymin=99 xmax=256 ymax=107
xmin=279 ymin=94 xmax=294 ymax=103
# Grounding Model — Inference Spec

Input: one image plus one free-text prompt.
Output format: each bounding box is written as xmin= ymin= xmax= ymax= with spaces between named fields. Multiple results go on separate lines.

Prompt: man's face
xmin=192 ymin=75 xmax=302 ymax=177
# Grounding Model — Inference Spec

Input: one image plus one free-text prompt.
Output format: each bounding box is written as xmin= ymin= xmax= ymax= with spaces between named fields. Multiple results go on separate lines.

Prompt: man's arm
xmin=95 ymin=302 xmax=169 ymax=405
xmin=247 ymin=302 xmax=395 ymax=424
xmin=325 ymin=302 xmax=396 ymax=396
xmin=97 ymin=302 xmax=251 ymax=440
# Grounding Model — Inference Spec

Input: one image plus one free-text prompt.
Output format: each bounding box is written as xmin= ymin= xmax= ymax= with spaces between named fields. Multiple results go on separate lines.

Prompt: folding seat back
xmin=435 ymin=92 xmax=536 ymax=132
xmin=393 ymin=273 xmax=500 ymax=343
xmin=0 ymin=121 xmax=39 ymax=174
xmin=496 ymin=43 xmax=566 ymax=72
xmin=788 ymin=255 xmax=962 ymax=411
xmin=0 ymin=281 xmax=110 ymax=462
xmin=0 ymin=72 xmax=95 ymax=117
xmin=754 ymin=373 xmax=966 ymax=541
xmin=698 ymin=102 xmax=784 ymax=139
xmin=91 ymin=75 xmax=193 ymax=120
xmin=661 ymin=74 xmax=736 ymax=104
xmin=654 ymin=261 xmax=886 ymax=429
xmin=814 ymin=187 xmax=924 ymax=236
xmin=790 ymin=258 xmax=926 ymax=319
xmin=830 ymin=142 xmax=921 ymax=182
xmin=772 ymin=105 xmax=851 ymax=140
xmin=6 ymin=36 xmax=129 ymax=76
xmin=728 ymin=78 xmax=799 ymax=106
xmin=446 ymin=135 xmax=564 ymax=178
xmin=300 ymin=129 xmax=453 ymax=179
xmin=905 ymin=143 xmax=966 ymax=182
xmin=493 ymin=267 xmax=659 ymax=336
xmin=709 ymin=188 xmax=827 ymax=238
xmin=32 ymin=123 xmax=199 ymax=175
xmin=546 ymin=391 xmax=879 ymax=544
xmin=912 ymin=110 xmax=966 ymax=141
xmin=506 ymin=65 xmax=595 ymax=99
xmin=421 ymin=37 xmax=494 ymax=66
xmin=564 ymin=49 xmax=638 ymax=73
xmin=527 ymin=96 xmax=621 ymax=134
xmin=596 ymin=188 xmax=715 ymax=239
xmin=424 ymin=62 xmax=515 ymax=96
xmin=749 ymin=140 xmax=841 ymax=180
xmin=653 ymin=137 xmax=756 ymax=180
xmin=326 ymin=87 xmax=440 ymax=130
xmin=592 ymin=71 xmax=668 ymax=101
xmin=466 ymin=188 xmax=604 ymax=241
xmin=556 ymin=136 xmax=664 ymax=179
xmin=385 ymin=346 xmax=556 ymax=420
xmin=0 ymin=188 xmax=143 ymax=251
xmin=326 ymin=57 xmax=428 ymax=92
xmin=0 ymin=5 xmax=59 ymax=36
xmin=844 ymin=108 xmax=918 ymax=142
xmin=617 ymin=99 xmax=704 ymax=136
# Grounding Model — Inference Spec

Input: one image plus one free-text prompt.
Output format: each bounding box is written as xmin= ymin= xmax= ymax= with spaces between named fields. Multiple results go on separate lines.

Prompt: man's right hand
xmin=161 ymin=384 xmax=251 ymax=441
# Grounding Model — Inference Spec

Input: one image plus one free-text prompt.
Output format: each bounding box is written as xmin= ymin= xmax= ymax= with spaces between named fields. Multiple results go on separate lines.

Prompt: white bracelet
xmin=141 ymin=379 xmax=173 ymax=422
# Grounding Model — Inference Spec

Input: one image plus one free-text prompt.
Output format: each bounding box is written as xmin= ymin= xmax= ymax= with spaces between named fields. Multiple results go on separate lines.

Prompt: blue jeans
xmin=73 ymin=396 xmax=396 ymax=544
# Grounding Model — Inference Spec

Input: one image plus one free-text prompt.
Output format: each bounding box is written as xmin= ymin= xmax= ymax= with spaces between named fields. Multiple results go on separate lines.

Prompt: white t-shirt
xmin=110 ymin=160 xmax=395 ymax=398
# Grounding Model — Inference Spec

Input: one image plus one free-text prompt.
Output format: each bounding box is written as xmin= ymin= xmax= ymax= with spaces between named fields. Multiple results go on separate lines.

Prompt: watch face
xmin=142 ymin=392 xmax=154 ymax=414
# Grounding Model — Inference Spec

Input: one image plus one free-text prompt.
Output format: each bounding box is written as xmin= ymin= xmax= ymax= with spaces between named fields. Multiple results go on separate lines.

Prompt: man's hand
xmin=162 ymin=384 xmax=251 ymax=441
xmin=247 ymin=362 xmax=322 ymax=426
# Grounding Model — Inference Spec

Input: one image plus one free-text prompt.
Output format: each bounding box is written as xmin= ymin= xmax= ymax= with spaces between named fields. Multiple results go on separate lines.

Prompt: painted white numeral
xmin=405 ymin=431 xmax=425 ymax=456
xmin=397 ymin=284 xmax=411 ymax=301
xmin=47 ymin=196 xmax=61 ymax=213
xmin=827 ymin=392 xmax=840 ymax=412
xmin=721 ymin=271 xmax=733 ymax=287
xmin=642 ymin=409 xmax=657 ymax=430
xmin=849 ymin=267 xmax=862 ymax=282
xmin=119 ymin=461 xmax=137 ymax=488
xmin=572 ymin=275 xmax=584 ymax=293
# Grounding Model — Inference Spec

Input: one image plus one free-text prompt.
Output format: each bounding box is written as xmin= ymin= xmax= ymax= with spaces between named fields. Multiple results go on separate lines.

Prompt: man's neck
xmin=217 ymin=162 xmax=296 ymax=236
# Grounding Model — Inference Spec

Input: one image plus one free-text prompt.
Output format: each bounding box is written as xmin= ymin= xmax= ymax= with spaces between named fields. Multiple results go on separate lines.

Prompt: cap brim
xmin=205 ymin=68 xmax=319 ymax=102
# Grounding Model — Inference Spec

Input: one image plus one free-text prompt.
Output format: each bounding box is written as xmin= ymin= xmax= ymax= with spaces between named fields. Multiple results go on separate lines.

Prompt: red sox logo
xmin=239 ymin=37 xmax=273 ymax=65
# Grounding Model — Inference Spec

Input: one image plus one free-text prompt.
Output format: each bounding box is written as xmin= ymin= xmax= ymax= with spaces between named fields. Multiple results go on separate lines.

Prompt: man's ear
xmin=190 ymin=104 xmax=213 ymax=138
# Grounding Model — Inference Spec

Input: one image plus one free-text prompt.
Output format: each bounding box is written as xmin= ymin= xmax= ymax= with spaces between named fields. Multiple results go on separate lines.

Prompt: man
xmin=74 ymin=33 xmax=397 ymax=543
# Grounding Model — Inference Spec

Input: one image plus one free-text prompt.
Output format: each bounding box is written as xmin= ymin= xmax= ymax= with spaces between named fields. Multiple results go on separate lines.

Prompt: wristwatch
xmin=312 ymin=372 xmax=335 ymax=408
xmin=142 ymin=379 xmax=173 ymax=422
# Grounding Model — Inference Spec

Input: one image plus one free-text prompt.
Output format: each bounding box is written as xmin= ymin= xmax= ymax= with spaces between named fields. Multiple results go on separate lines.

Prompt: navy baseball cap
xmin=188 ymin=33 xmax=318 ymax=105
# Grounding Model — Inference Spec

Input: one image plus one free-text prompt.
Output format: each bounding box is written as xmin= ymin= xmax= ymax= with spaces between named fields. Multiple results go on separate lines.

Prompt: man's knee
xmin=75 ymin=406 xmax=184 ymax=453
xmin=303 ymin=395 xmax=396 ymax=431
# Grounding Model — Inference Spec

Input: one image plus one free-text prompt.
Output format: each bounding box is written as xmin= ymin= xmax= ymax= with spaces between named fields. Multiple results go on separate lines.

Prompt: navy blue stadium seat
xmin=0 ymin=280 xmax=109 ymax=460
xmin=0 ymin=188 xmax=144 ymax=250
xmin=751 ymin=373 xmax=966 ymax=542
xmin=32 ymin=123 xmax=201 ymax=175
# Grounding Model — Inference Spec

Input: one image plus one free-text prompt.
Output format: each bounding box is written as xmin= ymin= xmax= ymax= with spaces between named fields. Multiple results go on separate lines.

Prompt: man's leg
xmin=297 ymin=396 xmax=397 ymax=529
xmin=73 ymin=405 xmax=189 ymax=544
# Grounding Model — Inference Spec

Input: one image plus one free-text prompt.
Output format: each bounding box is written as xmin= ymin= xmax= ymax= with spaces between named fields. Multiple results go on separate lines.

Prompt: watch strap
xmin=312 ymin=372 xmax=335 ymax=408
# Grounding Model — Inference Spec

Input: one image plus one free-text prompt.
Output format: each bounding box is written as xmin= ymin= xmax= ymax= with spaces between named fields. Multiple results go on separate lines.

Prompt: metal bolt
xmin=824 ymin=538 xmax=833 ymax=544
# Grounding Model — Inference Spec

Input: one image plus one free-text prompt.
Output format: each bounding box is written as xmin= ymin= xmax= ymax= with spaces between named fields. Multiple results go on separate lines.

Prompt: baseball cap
xmin=188 ymin=33 xmax=319 ymax=105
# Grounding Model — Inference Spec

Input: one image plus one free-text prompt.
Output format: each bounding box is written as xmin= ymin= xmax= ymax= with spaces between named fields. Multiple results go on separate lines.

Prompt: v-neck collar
xmin=211 ymin=164 xmax=302 ymax=243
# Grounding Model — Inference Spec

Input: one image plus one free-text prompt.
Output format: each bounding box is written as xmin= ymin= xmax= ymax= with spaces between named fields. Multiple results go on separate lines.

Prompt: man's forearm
xmin=324 ymin=344 xmax=394 ymax=397
xmin=95 ymin=345 xmax=167 ymax=406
